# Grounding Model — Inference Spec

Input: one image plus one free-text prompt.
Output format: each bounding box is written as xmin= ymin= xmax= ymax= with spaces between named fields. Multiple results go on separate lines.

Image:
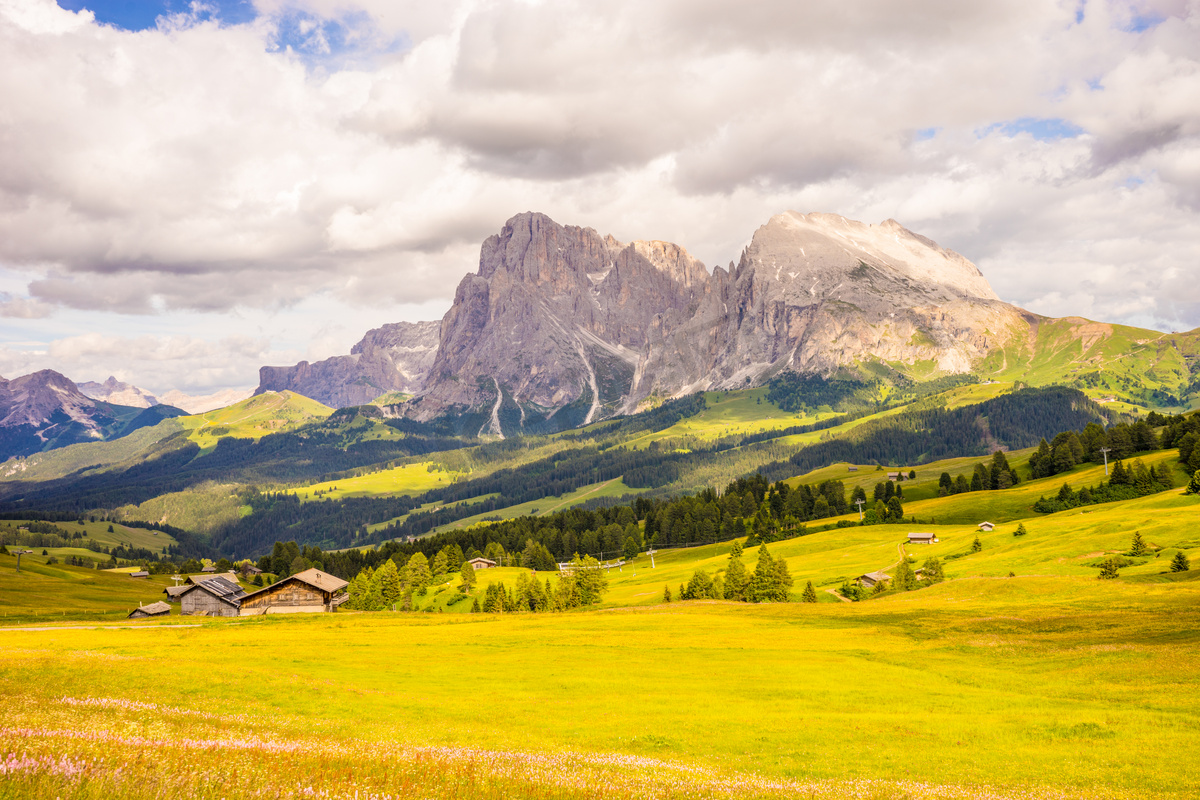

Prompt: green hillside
xmin=178 ymin=390 xmax=333 ymax=446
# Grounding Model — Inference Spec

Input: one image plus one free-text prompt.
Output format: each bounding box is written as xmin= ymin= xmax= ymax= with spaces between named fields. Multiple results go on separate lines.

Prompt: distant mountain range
xmin=78 ymin=377 xmax=252 ymax=414
xmin=255 ymin=211 xmax=1200 ymax=433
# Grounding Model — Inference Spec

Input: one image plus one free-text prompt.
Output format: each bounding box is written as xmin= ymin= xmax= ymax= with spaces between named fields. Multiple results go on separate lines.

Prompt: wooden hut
xmin=128 ymin=601 xmax=171 ymax=619
xmin=907 ymin=532 xmax=939 ymax=544
xmin=977 ymin=521 xmax=996 ymax=531
xmin=163 ymin=585 xmax=188 ymax=603
xmin=858 ymin=570 xmax=890 ymax=588
xmin=179 ymin=576 xmax=246 ymax=617
xmin=466 ymin=557 xmax=497 ymax=570
xmin=129 ymin=570 xmax=150 ymax=578
xmin=238 ymin=568 xmax=348 ymax=615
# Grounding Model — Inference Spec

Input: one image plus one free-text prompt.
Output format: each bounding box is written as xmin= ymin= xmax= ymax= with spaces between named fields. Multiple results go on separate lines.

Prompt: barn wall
xmin=181 ymin=591 xmax=238 ymax=617
xmin=241 ymin=582 xmax=327 ymax=611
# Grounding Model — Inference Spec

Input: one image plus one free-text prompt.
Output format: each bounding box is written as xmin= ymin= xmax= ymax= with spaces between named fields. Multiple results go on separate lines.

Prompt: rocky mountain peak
xmin=78 ymin=376 xmax=159 ymax=409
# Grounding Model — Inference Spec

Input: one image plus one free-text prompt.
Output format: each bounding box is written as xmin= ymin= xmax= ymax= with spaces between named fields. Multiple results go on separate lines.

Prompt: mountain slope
xmin=0 ymin=370 xmax=147 ymax=459
xmin=256 ymin=321 xmax=440 ymax=408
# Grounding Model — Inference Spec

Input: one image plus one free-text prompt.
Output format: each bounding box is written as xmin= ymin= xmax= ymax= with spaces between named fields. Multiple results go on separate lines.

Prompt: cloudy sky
xmin=0 ymin=0 xmax=1197 ymax=397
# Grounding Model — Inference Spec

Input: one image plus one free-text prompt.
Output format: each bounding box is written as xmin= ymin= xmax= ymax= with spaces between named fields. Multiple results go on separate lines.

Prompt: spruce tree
xmin=871 ymin=578 xmax=888 ymax=595
xmin=1170 ymin=551 xmax=1190 ymax=572
xmin=1186 ymin=470 xmax=1200 ymax=495
xmin=1129 ymin=531 xmax=1148 ymax=557
xmin=771 ymin=555 xmax=794 ymax=601
xmin=921 ymin=557 xmax=945 ymax=584
xmin=1098 ymin=558 xmax=1120 ymax=580
xmin=663 ymin=585 xmax=672 ymax=603
xmin=747 ymin=544 xmax=776 ymax=602
xmin=971 ymin=534 xmax=983 ymax=552
xmin=460 ymin=560 xmax=477 ymax=592
xmin=802 ymin=581 xmax=818 ymax=603
xmin=1015 ymin=523 xmax=1027 ymax=537
xmin=724 ymin=549 xmax=748 ymax=601
xmin=893 ymin=558 xmax=918 ymax=591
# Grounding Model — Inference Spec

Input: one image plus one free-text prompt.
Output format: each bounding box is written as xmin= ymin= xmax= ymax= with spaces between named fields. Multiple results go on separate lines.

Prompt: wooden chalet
xmin=858 ymin=570 xmax=890 ymax=588
xmin=977 ymin=521 xmax=996 ymax=531
xmin=238 ymin=568 xmax=348 ymax=615
xmin=128 ymin=601 xmax=171 ymax=619
xmin=907 ymin=532 xmax=939 ymax=544
xmin=179 ymin=576 xmax=247 ymax=617
xmin=129 ymin=570 xmax=150 ymax=578
xmin=466 ymin=557 xmax=497 ymax=570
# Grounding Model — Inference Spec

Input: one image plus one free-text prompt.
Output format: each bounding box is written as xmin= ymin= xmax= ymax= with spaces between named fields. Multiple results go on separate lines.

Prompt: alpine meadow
xmin=3 ymin=2 xmax=1200 ymax=799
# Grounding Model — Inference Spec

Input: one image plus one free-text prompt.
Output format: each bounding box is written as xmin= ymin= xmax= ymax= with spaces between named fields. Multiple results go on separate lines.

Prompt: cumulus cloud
xmin=0 ymin=0 xmax=1197 ymax=392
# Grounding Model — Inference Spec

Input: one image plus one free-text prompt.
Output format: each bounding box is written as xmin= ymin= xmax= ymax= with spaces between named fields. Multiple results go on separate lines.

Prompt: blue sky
xmin=57 ymin=0 xmax=257 ymax=30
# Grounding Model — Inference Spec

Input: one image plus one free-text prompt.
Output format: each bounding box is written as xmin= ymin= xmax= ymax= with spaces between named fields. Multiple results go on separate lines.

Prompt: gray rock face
xmin=78 ymin=376 xmax=159 ymax=408
xmin=260 ymin=210 xmax=1032 ymax=430
xmin=256 ymin=320 xmax=440 ymax=408
xmin=411 ymin=212 xmax=707 ymax=427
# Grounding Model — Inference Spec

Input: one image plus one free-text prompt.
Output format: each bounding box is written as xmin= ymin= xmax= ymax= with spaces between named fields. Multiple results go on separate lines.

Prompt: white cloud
xmin=0 ymin=0 xmax=1196 ymax=391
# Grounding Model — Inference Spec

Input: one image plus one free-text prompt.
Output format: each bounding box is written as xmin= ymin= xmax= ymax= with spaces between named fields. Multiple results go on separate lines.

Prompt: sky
xmin=0 ymin=0 xmax=1197 ymax=397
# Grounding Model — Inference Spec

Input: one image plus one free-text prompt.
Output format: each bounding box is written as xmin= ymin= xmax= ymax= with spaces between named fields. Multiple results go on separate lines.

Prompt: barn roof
xmin=180 ymin=576 xmax=247 ymax=605
xmin=908 ymin=532 xmax=937 ymax=540
xmin=238 ymin=568 xmax=348 ymax=604
xmin=164 ymin=585 xmax=189 ymax=598
xmin=291 ymin=568 xmax=349 ymax=593
xmin=862 ymin=570 xmax=891 ymax=582
xmin=129 ymin=571 xmax=150 ymax=578
xmin=185 ymin=572 xmax=239 ymax=585
xmin=467 ymin=557 xmax=497 ymax=567
xmin=129 ymin=601 xmax=171 ymax=617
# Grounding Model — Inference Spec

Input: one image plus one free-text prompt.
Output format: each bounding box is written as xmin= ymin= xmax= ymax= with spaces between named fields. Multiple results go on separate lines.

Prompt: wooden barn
xmin=858 ymin=570 xmax=890 ymax=588
xmin=466 ymin=557 xmax=497 ymax=570
xmin=129 ymin=570 xmax=150 ymax=578
xmin=978 ymin=521 xmax=996 ymax=531
xmin=907 ymin=532 xmax=939 ymax=544
xmin=238 ymin=568 xmax=348 ymax=615
xmin=179 ymin=576 xmax=246 ymax=617
xmin=128 ymin=601 xmax=171 ymax=619
xmin=163 ymin=585 xmax=188 ymax=603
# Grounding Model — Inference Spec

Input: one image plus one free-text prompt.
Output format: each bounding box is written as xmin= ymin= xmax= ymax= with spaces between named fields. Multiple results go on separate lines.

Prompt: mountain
xmin=78 ymin=376 xmax=159 ymax=408
xmin=259 ymin=211 xmax=1200 ymax=432
xmin=0 ymin=369 xmax=147 ymax=458
xmin=255 ymin=321 xmax=440 ymax=408
xmin=159 ymin=387 xmax=254 ymax=415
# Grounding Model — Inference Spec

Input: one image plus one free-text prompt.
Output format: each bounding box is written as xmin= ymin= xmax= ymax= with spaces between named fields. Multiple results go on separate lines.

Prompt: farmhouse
xmin=907 ymin=532 xmax=939 ymax=544
xmin=179 ymin=576 xmax=246 ymax=617
xmin=858 ymin=570 xmax=890 ymax=588
xmin=128 ymin=601 xmax=170 ymax=619
xmin=466 ymin=557 xmax=497 ymax=570
xmin=978 ymin=521 xmax=996 ymax=531
xmin=238 ymin=568 xmax=348 ymax=615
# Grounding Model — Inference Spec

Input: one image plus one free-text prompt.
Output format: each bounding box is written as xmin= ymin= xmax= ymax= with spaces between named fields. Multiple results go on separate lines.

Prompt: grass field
xmin=178 ymin=391 xmax=332 ymax=447
xmin=622 ymin=389 xmax=836 ymax=449
xmin=292 ymin=462 xmax=466 ymax=502
xmin=1 ymin=577 xmax=1198 ymax=799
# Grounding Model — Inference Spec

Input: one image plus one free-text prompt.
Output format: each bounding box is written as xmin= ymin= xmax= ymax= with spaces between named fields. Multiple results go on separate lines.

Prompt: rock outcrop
xmin=256 ymin=320 xmax=440 ymax=408
xmin=78 ymin=376 xmax=159 ymax=408
xmin=255 ymin=210 xmax=1061 ymax=432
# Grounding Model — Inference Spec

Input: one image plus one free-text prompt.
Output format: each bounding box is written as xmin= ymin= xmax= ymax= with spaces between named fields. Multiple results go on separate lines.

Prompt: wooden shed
xmin=128 ymin=601 xmax=171 ymax=619
xmin=978 ymin=521 xmax=996 ymax=531
xmin=238 ymin=568 xmax=348 ymax=615
xmin=907 ymin=532 xmax=939 ymax=544
xmin=179 ymin=576 xmax=246 ymax=617
xmin=163 ymin=585 xmax=189 ymax=603
xmin=858 ymin=570 xmax=890 ymax=588
xmin=129 ymin=570 xmax=150 ymax=578
xmin=466 ymin=557 xmax=497 ymax=570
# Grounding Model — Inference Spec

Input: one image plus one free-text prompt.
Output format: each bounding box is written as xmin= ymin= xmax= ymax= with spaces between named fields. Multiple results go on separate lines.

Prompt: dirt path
xmin=538 ymin=478 xmax=620 ymax=516
xmin=825 ymin=588 xmax=852 ymax=603
xmin=884 ymin=541 xmax=907 ymax=571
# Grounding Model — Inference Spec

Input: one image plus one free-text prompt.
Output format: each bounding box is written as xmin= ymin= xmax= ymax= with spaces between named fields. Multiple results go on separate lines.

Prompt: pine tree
xmin=747 ymin=544 xmax=776 ymax=602
xmin=471 ymin=597 xmax=481 ymax=612
xmin=431 ymin=549 xmax=448 ymax=578
xmin=460 ymin=560 xmax=477 ymax=592
xmin=1186 ymin=470 xmax=1200 ymax=495
xmin=771 ymin=555 xmax=794 ymax=601
xmin=1014 ymin=523 xmax=1027 ymax=537
xmin=1098 ymin=558 xmax=1120 ymax=579
xmin=971 ymin=534 xmax=983 ymax=552
xmin=724 ymin=548 xmax=748 ymax=601
xmin=1129 ymin=531 xmax=1148 ymax=557
xmin=871 ymin=578 xmax=888 ymax=595
xmin=893 ymin=558 xmax=918 ymax=591
xmin=921 ymin=557 xmax=944 ymax=584
xmin=1170 ymin=551 xmax=1190 ymax=572
xmin=802 ymin=581 xmax=818 ymax=603
xmin=377 ymin=559 xmax=402 ymax=607
xmin=407 ymin=552 xmax=432 ymax=591
xmin=662 ymin=585 xmax=672 ymax=603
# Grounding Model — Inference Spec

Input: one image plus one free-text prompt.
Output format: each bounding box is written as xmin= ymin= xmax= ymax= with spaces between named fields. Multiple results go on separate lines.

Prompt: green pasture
xmin=622 ymin=389 xmax=835 ymax=449
xmin=1 ymin=579 xmax=1198 ymax=798
xmin=0 ymin=555 xmax=181 ymax=623
xmin=292 ymin=462 xmax=465 ymax=502
xmin=178 ymin=390 xmax=332 ymax=445
xmin=432 ymin=478 xmax=635 ymax=533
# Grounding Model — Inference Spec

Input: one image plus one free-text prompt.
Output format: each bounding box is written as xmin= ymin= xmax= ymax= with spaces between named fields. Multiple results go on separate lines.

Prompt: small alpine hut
xmin=858 ymin=570 xmax=890 ymax=588
xmin=163 ymin=585 xmax=188 ymax=603
xmin=978 ymin=521 xmax=996 ymax=532
xmin=200 ymin=564 xmax=217 ymax=573
xmin=238 ymin=568 xmax=348 ymax=615
xmin=907 ymin=532 xmax=939 ymax=545
xmin=179 ymin=575 xmax=247 ymax=617
xmin=128 ymin=601 xmax=171 ymax=619
xmin=129 ymin=570 xmax=150 ymax=578
xmin=466 ymin=557 xmax=497 ymax=570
